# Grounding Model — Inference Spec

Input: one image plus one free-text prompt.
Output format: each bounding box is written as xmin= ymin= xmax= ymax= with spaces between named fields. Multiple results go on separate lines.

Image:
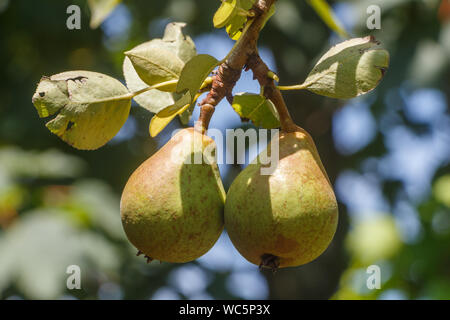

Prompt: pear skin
xmin=120 ymin=128 xmax=225 ymax=263
xmin=224 ymin=127 xmax=338 ymax=269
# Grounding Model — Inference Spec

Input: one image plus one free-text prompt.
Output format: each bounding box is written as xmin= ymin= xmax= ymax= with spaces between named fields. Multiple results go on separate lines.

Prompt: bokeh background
xmin=0 ymin=0 xmax=449 ymax=300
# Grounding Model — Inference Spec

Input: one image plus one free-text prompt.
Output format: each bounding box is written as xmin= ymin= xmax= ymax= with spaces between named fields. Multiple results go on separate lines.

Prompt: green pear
xmin=224 ymin=126 xmax=338 ymax=269
xmin=120 ymin=128 xmax=225 ymax=263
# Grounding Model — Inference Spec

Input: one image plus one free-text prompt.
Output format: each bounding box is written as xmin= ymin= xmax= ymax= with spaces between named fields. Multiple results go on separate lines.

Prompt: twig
xmin=195 ymin=0 xmax=277 ymax=133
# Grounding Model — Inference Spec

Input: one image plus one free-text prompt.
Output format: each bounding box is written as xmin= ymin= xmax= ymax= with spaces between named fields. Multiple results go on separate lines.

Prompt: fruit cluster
xmin=120 ymin=126 xmax=338 ymax=270
xmin=32 ymin=0 xmax=388 ymax=271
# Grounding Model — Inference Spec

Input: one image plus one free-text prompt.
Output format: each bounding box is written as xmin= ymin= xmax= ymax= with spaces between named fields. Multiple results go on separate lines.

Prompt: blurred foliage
xmin=0 ymin=0 xmax=449 ymax=300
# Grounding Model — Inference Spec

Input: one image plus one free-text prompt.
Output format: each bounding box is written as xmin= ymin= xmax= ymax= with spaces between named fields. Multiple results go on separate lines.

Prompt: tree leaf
xmin=161 ymin=22 xmax=197 ymax=63
xmin=214 ymin=0 xmax=239 ymax=28
xmin=225 ymin=0 xmax=253 ymax=39
xmin=303 ymin=36 xmax=389 ymax=99
xmin=149 ymin=93 xmax=192 ymax=137
xmin=176 ymin=54 xmax=219 ymax=98
xmin=226 ymin=1 xmax=275 ymax=40
xmin=277 ymin=37 xmax=390 ymax=98
xmin=88 ymin=0 xmax=121 ymax=29
xmin=232 ymin=93 xmax=280 ymax=129
xmin=32 ymin=71 xmax=131 ymax=150
xmin=123 ymin=52 xmax=176 ymax=113
xmin=226 ymin=15 xmax=247 ymax=40
xmin=178 ymin=102 xmax=195 ymax=125
xmin=306 ymin=0 xmax=349 ymax=38
xmin=123 ymin=22 xmax=196 ymax=116
xmin=157 ymin=92 xmax=192 ymax=118
xmin=159 ymin=22 xmax=197 ymax=124
xmin=125 ymin=47 xmax=184 ymax=91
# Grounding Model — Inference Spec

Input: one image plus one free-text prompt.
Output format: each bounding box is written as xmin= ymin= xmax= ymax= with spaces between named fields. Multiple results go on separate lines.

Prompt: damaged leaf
xmin=32 ymin=71 xmax=131 ymax=150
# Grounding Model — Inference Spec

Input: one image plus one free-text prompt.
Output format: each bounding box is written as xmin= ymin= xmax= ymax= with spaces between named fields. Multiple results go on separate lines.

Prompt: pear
xmin=120 ymin=128 xmax=225 ymax=263
xmin=224 ymin=126 xmax=338 ymax=269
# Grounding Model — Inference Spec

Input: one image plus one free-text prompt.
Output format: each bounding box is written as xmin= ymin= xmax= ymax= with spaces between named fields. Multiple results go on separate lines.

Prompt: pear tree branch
xmin=196 ymin=0 xmax=282 ymax=133
xmin=245 ymin=53 xmax=297 ymax=132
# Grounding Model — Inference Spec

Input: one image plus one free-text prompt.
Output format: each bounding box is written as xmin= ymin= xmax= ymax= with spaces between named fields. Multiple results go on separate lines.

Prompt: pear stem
xmin=196 ymin=0 xmax=277 ymax=133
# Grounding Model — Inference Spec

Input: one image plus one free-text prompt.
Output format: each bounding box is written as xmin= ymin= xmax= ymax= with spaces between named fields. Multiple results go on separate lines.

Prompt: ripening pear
xmin=224 ymin=126 xmax=338 ymax=269
xmin=120 ymin=128 xmax=225 ymax=263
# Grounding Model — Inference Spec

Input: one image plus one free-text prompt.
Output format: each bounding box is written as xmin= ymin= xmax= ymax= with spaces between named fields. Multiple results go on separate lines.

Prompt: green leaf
xmin=232 ymin=93 xmax=280 ymax=129
xmin=125 ymin=46 xmax=184 ymax=91
xmin=307 ymin=0 xmax=349 ymax=38
xmin=177 ymin=54 xmax=219 ymax=98
xmin=149 ymin=93 xmax=192 ymax=137
xmin=178 ymin=102 xmax=195 ymax=125
xmin=88 ymin=0 xmax=121 ymax=29
xmin=224 ymin=0 xmax=255 ymax=39
xmin=279 ymin=37 xmax=389 ymax=99
xmin=123 ymin=52 xmax=177 ymax=113
xmin=157 ymin=92 xmax=192 ymax=118
xmin=214 ymin=0 xmax=239 ymax=28
xmin=32 ymin=71 xmax=131 ymax=150
xmin=123 ymin=22 xmax=196 ymax=119
xmin=226 ymin=1 xmax=275 ymax=40
xmin=306 ymin=36 xmax=389 ymax=99
xmin=226 ymin=15 xmax=248 ymax=40
xmin=161 ymin=22 xmax=197 ymax=63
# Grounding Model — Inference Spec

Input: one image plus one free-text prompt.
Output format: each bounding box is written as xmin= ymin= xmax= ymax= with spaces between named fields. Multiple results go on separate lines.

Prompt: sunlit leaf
xmin=125 ymin=47 xmax=184 ymax=91
xmin=225 ymin=0 xmax=254 ymax=39
xmin=161 ymin=22 xmax=197 ymax=63
xmin=157 ymin=92 xmax=192 ymax=118
xmin=232 ymin=93 xmax=280 ymax=129
xmin=88 ymin=0 xmax=121 ymax=29
xmin=32 ymin=71 xmax=131 ymax=150
xmin=226 ymin=15 xmax=247 ymax=40
xmin=149 ymin=92 xmax=192 ymax=137
xmin=279 ymin=37 xmax=389 ymax=99
xmin=178 ymin=102 xmax=195 ymax=125
xmin=306 ymin=36 xmax=389 ymax=98
xmin=307 ymin=0 xmax=349 ymax=38
xmin=176 ymin=54 xmax=219 ymax=98
xmin=123 ymin=53 xmax=177 ymax=113
xmin=226 ymin=1 xmax=275 ymax=40
xmin=123 ymin=22 xmax=196 ymax=117
xmin=214 ymin=0 xmax=239 ymax=28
